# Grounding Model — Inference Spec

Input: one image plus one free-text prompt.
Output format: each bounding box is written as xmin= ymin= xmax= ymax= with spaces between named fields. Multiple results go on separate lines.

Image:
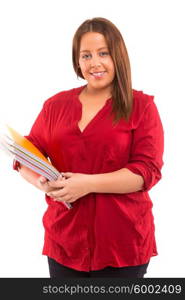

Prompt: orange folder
xmin=6 ymin=125 xmax=52 ymax=165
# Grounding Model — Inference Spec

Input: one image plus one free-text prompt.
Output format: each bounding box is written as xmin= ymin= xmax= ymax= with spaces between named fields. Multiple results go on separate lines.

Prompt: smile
xmin=90 ymin=71 xmax=106 ymax=78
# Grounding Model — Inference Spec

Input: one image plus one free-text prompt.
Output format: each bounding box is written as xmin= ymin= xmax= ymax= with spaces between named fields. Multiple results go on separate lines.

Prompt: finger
xmin=59 ymin=173 xmax=65 ymax=180
xmin=62 ymin=172 xmax=73 ymax=178
xmin=39 ymin=176 xmax=48 ymax=184
xmin=47 ymin=189 xmax=68 ymax=198
xmin=48 ymin=179 xmax=66 ymax=188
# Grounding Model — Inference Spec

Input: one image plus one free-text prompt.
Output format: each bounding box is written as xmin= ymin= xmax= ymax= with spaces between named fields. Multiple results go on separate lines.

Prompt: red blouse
xmin=14 ymin=85 xmax=164 ymax=271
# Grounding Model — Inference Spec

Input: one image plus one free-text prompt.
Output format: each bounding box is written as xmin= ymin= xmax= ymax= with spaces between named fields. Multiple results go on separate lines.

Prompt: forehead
xmin=80 ymin=32 xmax=108 ymax=51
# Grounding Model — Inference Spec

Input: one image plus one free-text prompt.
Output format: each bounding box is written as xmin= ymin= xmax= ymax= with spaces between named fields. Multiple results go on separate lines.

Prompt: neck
xmin=85 ymin=85 xmax=112 ymax=99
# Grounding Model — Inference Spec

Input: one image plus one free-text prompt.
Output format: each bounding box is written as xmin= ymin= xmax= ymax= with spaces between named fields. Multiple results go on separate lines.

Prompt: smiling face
xmin=78 ymin=32 xmax=115 ymax=94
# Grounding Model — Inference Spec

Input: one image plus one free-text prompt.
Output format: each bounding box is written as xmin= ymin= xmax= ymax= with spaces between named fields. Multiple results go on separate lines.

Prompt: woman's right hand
xmin=36 ymin=175 xmax=65 ymax=194
xmin=18 ymin=164 xmax=64 ymax=194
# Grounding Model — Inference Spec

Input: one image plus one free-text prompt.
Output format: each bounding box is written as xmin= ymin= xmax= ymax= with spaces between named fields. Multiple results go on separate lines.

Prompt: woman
xmin=14 ymin=17 xmax=164 ymax=278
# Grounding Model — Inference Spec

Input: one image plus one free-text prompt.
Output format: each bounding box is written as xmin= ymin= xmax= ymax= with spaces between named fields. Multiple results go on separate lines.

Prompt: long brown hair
xmin=72 ymin=17 xmax=133 ymax=123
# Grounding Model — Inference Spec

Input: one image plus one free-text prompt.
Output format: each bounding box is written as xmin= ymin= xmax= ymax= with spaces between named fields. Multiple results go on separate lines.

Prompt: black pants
xmin=48 ymin=257 xmax=149 ymax=278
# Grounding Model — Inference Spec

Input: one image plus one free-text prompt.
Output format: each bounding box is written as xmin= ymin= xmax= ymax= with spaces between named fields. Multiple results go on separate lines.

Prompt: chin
xmin=93 ymin=83 xmax=112 ymax=91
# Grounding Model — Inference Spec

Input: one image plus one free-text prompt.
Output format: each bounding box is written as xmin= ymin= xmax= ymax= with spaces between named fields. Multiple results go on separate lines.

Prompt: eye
xmin=99 ymin=51 xmax=109 ymax=57
xmin=81 ymin=53 xmax=92 ymax=60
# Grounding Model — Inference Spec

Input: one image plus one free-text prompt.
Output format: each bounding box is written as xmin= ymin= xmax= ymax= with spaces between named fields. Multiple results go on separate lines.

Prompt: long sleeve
xmin=25 ymin=102 xmax=49 ymax=158
xmin=13 ymin=102 xmax=49 ymax=171
xmin=125 ymin=98 xmax=164 ymax=192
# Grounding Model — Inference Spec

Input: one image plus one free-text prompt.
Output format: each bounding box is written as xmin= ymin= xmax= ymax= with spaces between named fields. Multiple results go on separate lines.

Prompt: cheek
xmin=107 ymin=59 xmax=115 ymax=75
xmin=109 ymin=66 xmax=115 ymax=80
xmin=79 ymin=63 xmax=89 ymax=76
xmin=111 ymin=63 xmax=115 ymax=74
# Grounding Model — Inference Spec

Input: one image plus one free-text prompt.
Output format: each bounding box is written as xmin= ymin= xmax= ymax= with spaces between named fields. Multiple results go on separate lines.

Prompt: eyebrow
xmin=80 ymin=47 xmax=108 ymax=53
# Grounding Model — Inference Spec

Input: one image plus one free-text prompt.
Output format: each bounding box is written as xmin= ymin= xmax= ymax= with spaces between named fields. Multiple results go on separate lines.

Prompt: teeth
xmin=92 ymin=72 xmax=105 ymax=76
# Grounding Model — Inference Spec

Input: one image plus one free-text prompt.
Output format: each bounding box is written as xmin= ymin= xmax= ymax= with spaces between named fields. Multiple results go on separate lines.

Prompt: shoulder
xmin=133 ymin=89 xmax=154 ymax=111
xmin=131 ymin=89 xmax=156 ymax=128
xmin=43 ymin=85 xmax=85 ymax=110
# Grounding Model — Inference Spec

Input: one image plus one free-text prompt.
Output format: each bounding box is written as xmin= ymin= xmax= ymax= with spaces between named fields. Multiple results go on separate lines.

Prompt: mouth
xmin=90 ymin=71 xmax=106 ymax=78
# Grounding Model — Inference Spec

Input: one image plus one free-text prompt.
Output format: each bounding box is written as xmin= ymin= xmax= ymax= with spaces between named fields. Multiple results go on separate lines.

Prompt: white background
xmin=0 ymin=0 xmax=184 ymax=277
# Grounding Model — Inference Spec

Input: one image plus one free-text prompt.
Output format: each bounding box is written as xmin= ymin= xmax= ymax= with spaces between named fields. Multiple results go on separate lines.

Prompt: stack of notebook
xmin=0 ymin=125 xmax=72 ymax=209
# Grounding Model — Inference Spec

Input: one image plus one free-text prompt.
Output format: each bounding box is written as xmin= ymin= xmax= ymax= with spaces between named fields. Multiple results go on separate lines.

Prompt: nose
xmin=90 ymin=54 xmax=101 ymax=68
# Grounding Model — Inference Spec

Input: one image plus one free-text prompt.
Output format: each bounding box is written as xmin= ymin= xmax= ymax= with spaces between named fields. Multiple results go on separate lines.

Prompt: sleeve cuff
xmin=125 ymin=162 xmax=158 ymax=192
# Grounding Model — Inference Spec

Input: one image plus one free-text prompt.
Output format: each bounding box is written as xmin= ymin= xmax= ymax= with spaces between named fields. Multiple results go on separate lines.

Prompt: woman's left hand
xmin=46 ymin=172 xmax=92 ymax=203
